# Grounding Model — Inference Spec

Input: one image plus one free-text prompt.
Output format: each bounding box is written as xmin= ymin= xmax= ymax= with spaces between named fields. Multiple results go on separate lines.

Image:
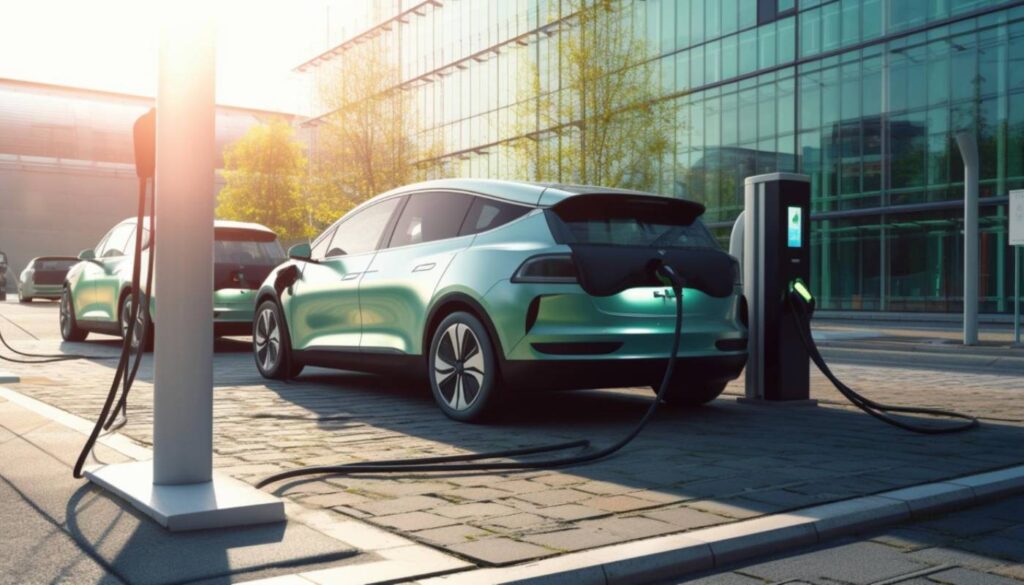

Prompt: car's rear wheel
xmin=254 ymin=300 xmax=303 ymax=379
xmin=654 ymin=379 xmax=727 ymax=407
xmin=18 ymin=291 xmax=32 ymax=303
xmin=60 ymin=288 xmax=88 ymax=342
xmin=120 ymin=293 xmax=153 ymax=351
xmin=428 ymin=312 xmax=501 ymax=422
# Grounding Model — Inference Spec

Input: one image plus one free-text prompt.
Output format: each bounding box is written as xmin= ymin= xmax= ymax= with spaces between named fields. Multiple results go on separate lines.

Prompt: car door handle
xmin=413 ymin=263 xmax=436 ymax=273
xmin=341 ymin=272 xmax=362 ymax=281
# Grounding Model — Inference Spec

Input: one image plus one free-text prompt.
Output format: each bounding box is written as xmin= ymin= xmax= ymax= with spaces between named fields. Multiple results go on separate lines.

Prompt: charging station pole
xmin=738 ymin=173 xmax=815 ymax=405
xmin=85 ymin=4 xmax=283 ymax=531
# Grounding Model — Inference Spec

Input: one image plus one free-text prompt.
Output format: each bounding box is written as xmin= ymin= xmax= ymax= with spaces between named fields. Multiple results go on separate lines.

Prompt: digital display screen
xmin=787 ymin=206 xmax=802 ymax=248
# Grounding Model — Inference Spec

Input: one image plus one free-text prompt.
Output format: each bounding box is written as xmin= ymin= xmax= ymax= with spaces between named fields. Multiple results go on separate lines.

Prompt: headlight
xmin=512 ymin=254 xmax=578 ymax=284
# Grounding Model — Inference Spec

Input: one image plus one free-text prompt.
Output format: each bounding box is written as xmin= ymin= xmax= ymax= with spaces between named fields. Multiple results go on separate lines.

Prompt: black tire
xmin=653 ymin=379 xmax=727 ymax=407
xmin=120 ymin=292 xmax=153 ymax=351
xmin=253 ymin=300 xmax=303 ymax=379
xmin=428 ymin=311 xmax=502 ymax=422
xmin=60 ymin=288 xmax=88 ymax=342
xmin=19 ymin=293 xmax=32 ymax=303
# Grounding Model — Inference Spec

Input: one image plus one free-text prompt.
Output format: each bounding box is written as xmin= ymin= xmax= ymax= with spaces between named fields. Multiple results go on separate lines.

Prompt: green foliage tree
xmin=217 ymin=119 xmax=312 ymax=242
xmin=510 ymin=0 xmax=676 ymax=191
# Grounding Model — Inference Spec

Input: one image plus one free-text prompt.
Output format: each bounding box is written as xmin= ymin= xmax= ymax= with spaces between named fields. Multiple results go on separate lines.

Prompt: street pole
xmin=955 ymin=130 xmax=979 ymax=346
xmin=1015 ymin=245 xmax=1021 ymax=346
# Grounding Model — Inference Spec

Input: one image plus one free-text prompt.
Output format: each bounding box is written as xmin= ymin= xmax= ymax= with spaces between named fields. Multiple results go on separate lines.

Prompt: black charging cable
xmin=257 ymin=263 xmax=686 ymax=491
xmin=0 ymin=326 xmax=120 ymax=363
xmin=788 ymin=290 xmax=978 ymax=434
xmin=72 ymin=176 xmax=154 ymax=478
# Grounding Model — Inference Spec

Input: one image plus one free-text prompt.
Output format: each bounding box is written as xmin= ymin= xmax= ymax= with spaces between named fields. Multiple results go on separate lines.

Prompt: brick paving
xmin=2 ymin=300 xmax=1024 ymax=567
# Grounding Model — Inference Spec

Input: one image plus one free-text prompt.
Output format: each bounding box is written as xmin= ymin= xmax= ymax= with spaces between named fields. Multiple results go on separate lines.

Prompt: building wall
xmin=0 ymin=79 xmax=293 ymax=293
xmin=302 ymin=0 xmax=1024 ymax=315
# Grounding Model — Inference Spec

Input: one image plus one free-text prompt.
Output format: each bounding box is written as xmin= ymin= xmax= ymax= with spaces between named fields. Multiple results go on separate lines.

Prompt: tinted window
xmin=459 ymin=197 xmax=531 ymax=236
xmin=34 ymin=259 xmax=77 ymax=271
xmin=564 ymin=217 xmax=718 ymax=249
xmin=327 ymin=197 xmax=402 ymax=257
xmin=389 ymin=191 xmax=474 ymax=248
xmin=214 ymin=239 xmax=285 ymax=265
xmin=310 ymin=226 xmax=336 ymax=260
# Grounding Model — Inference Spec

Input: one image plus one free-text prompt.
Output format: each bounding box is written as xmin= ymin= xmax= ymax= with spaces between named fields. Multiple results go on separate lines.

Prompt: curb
xmin=0 ymin=370 xmax=19 ymax=384
xmin=419 ymin=465 xmax=1024 ymax=585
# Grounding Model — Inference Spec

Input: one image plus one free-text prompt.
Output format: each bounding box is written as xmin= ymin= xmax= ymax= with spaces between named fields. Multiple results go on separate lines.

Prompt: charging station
xmin=81 ymin=6 xmax=284 ymax=531
xmin=739 ymin=173 xmax=815 ymax=405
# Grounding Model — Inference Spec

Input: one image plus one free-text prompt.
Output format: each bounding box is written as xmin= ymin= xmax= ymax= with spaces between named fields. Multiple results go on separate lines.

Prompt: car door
xmin=285 ymin=196 xmax=404 ymax=352
xmin=358 ymin=191 xmax=476 ymax=355
xmin=73 ymin=225 xmax=121 ymax=321
xmin=92 ymin=222 xmax=136 ymax=323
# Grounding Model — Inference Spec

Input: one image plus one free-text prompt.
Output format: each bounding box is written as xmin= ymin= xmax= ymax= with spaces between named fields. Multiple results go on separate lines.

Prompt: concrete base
xmin=86 ymin=460 xmax=285 ymax=531
xmin=736 ymin=397 xmax=819 ymax=408
xmin=0 ymin=371 xmax=19 ymax=384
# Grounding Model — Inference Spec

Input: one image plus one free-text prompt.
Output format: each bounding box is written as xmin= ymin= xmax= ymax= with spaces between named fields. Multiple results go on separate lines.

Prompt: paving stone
xmin=928 ymin=567 xmax=1023 ymax=585
xmin=301 ymin=491 xmax=372 ymax=509
xmin=529 ymin=504 xmax=608 ymax=521
xmin=490 ymin=479 xmax=550 ymax=495
xmin=447 ymin=537 xmax=555 ymax=566
xmin=906 ymin=546 xmax=1006 ymax=570
xmin=641 ymin=506 xmax=730 ymax=530
xmin=350 ymin=495 xmax=448 ymax=516
xmin=959 ymin=535 xmax=1024 ymax=563
xmin=445 ymin=487 xmax=509 ymax=502
xmin=582 ymin=494 xmax=656 ymax=513
xmin=478 ymin=512 xmax=550 ymax=530
xmin=432 ymin=502 xmax=519 ymax=519
xmin=370 ymin=511 xmax=458 ymax=531
xmin=411 ymin=523 xmax=493 ymax=546
xmin=737 ymin=541 xmax=930 ymax=585
xmin=515 ymin=488 xmax=591 ymax=507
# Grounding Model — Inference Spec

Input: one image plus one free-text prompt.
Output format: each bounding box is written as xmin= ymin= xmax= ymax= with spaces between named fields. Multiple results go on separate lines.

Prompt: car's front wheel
xmin=653 ymin=378 xmax=727 ymax=406
xmin=253 ymin=300 xmax=303 ymax=380
xmin=120 ymin=293 xmax=153 ymax=351
xmin=60 ymin=288 xmax=88 ymax=342
xmin=428 ymin=312 xmax=502 ymax=422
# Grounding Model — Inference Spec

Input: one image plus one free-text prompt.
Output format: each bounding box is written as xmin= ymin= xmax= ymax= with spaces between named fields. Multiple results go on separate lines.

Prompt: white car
xmin=19 ymin=257 xmax=78 ymax=302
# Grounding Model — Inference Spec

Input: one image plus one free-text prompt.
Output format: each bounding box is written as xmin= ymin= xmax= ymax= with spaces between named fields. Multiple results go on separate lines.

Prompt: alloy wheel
xmin=433 ymin=323 xmax=486 ymax=411
xmin=60 ymin=290 xmax=71 ymax=336
xmin=254 ymin=306 xmax=281 ymax=373
xmin=121 ymin=296 xmax=146 ymax=350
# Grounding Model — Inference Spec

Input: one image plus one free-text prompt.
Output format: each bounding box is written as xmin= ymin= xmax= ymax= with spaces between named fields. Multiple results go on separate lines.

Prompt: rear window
xmin=34 ymin=259 xmax=77 ymax=270
xmin=214 ymin=236 xmax=285 ymax=266
xmin=552 ymin=195 xmax=717 ymax=249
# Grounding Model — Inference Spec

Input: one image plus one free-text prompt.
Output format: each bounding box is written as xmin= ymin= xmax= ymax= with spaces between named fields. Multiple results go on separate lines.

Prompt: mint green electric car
xmin=253 ymin=179 xmax=748 ymax=421
xmin=61 ymin=218 xmax=284 ymax=344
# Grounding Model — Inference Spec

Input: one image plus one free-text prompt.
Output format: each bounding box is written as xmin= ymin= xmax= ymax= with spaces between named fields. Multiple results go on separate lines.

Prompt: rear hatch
xmin=213 ymin=227 xmax=286 ymax=290
xmin=545 ymin=193 xmax=738 ymax=308
xmin=32 ymin=257 xmax=78 ymax=285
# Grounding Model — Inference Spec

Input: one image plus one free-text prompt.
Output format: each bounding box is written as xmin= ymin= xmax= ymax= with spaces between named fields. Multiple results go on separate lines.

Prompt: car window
xmin=389 ymin=191 xmax=474 ymax=248
xmin=98 ymin=224 xmax=135 ymax=257
xmin=310 ymin=226 xmax=337 ymax=260
xmin=459 ymin=197 xmax=531 ymax=236
xmin=214 ymin=239 xmax=285 ymax=265
xmin=327 ymin=197 xmax=402 ymax=257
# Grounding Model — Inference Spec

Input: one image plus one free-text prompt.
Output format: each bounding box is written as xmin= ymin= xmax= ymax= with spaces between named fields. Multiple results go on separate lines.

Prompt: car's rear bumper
xmin=501 ymin=353 xmax=747 ymax=391
xmin=23 ymin=283 xmax=62 ymax=298
xmin=213 ymin=288 xmax=256 ymax=334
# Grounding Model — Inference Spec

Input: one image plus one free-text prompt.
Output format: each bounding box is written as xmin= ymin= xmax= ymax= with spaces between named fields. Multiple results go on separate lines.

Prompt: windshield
xmin=214 ymin=239 xmax=285 ymax=266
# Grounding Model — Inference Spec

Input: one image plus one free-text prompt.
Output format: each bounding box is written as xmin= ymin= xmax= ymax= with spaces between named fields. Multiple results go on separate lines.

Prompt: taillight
xmin=512 ymin=254 xmax=578 ymax=284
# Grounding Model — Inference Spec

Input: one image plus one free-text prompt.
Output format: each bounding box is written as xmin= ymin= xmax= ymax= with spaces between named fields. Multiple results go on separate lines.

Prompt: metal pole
xmin=153 ymin=6 xmax=215 ymax=485
xmin=1015 ymin=245 xmax=1021 ymax=346
xmin=955 ymin=130 xmax=979 ymax=346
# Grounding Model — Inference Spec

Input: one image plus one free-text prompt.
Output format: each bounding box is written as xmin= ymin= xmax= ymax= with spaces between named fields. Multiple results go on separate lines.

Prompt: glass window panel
xmin=929 ymin=0 xmax=950 ymax=20
xmin=759 ymin=22 xmax=777 ymax=69
xmin=722 ymin=34 xmax=739 ymax=79
xmin=950 ymin=33 xmax=977 ymax=103
xmin=707 ymin=0 xmax=721 ymax=39
xmin=758 ymin=83 xmax=777 ymax=140
xmin=738 ymin=0 xmax=757 ymax=30
xmin=778 ymin=133 xmax=797 ymax=171
xmin=778 ymin=77 xmax=796 ymax=134
xmin=676 ymin=50 xmax=691 ymax=90
xmin=722 ymin=0 xmax=739 ymax=35
xmin=862 ymin=0 xmax=883 ymax=40
xmin=800 ymin=72 xmax=822 ymax=129
xmin=927 ymin=41 xmax=951 ymax=106
xmin=889 ymin=111 xmax=928 ymax=192
xmin=739 ymin=88 xmax=758 ymax=143
xmin=661 ymin=0 xmax=676 ymax=53
xmin=890 ymin=0 xmax=927 ymax=32
xmin=778 ymin=0 xmax=795 ymax=12
xmin=691 ymin=0 xmax=705 ymax=45
xmin=821 ymin=67 xmax=841 ymax=128
xmin=822 ymin=1 xmax=841 ymax=53
xmin=706 ymin=39 xmax=722 ymax=84
xmin=778 ymin=16 xmax=796 ymax=63
xmin=676 ymin=0 xmax=691 ymax=48
xmin=705 ymin=95 xmax=721 ymax=148
xmin=722 ymin=92 xmax=739 ymax=145
xmin=801 ymin=7 xmax=822 ymax=58
xmin=1009 ymin=22 xmax=1024 ymax=92
xmin=690 ymin=44 xmax=706 ymax=87
xmin=661 ymin=54 xmax=676 ymax=94
xmin=862 ymin=55 xmax=883 ymax=117
xmin=739 ymin=29 xmax=758 ymax=75
xmin=840 ymin=0 xmax=860 ymax=46
xmin=840 ymin=63 xmax=860 ymax=121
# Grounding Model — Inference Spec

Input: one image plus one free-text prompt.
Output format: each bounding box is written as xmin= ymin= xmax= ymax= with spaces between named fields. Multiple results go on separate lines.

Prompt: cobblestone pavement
xmin=2 ymin=300 xmax=1024 ymax=567
xmin=673 ymin=493 xmax=1024 ymax=585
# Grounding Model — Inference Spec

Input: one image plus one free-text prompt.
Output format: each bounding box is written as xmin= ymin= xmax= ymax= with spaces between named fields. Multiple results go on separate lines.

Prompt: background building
xmin=0 ymin=78 xmax=294 ymax=294
xmin=298 ymin=0 xmax=1024 ymax=318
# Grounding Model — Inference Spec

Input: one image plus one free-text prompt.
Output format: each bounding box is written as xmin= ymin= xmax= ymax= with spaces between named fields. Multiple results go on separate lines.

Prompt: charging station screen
xmin=787 ymin=206 xmax=802 ymax=248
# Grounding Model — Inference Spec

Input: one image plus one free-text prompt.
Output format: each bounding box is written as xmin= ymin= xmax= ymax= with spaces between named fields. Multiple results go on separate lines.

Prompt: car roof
xmin=362 ymin=178 xmax=672 ymax=211
xmin=117 ymin=217 xmax=276 ymax=236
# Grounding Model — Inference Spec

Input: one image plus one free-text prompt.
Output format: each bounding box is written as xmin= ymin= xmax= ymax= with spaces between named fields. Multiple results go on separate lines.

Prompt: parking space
xmin=2 ymin=299 xmax=1023 ymax=567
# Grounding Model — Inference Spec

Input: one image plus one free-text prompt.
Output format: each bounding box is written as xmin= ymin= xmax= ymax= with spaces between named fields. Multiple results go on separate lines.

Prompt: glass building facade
xmin=300 ymin=0 xmax=1024 ymax=316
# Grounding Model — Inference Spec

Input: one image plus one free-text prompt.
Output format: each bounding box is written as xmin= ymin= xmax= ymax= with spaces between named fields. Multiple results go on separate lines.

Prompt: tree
xmin=217 ymin=119 xmax=312 ymax=242
xmin=510 ymin=0 xmax=676 ymax=191
xmin=310 ymin=42 xmax=441 ymax=218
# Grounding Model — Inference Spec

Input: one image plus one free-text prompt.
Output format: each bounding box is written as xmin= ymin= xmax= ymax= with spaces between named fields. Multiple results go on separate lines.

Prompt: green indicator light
xmin=792 ymin=280 xmax=814 ymax=303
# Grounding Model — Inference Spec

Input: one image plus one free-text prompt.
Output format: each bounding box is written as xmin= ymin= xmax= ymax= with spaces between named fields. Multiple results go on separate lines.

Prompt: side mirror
xmin=288 ymin=243 xmax=311 ymax=261
xmin=78 ymin=249 xmax=96 ymax=261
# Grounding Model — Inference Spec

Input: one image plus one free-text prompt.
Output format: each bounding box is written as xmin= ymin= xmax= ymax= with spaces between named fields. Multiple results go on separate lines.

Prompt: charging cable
xmin=257 ymin=262 xmax=687 ymax=490
xmin=788 ymin=280 xmax=978 ymax=434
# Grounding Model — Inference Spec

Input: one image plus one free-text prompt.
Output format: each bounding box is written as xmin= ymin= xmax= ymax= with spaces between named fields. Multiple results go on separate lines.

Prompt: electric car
xmin=253 ymin=179 xmax=748 ymax=422
xmin=61 ymin=218 xmax=285 ymax=344
xmin=18 ymin=256 xmax=78 ymax=302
